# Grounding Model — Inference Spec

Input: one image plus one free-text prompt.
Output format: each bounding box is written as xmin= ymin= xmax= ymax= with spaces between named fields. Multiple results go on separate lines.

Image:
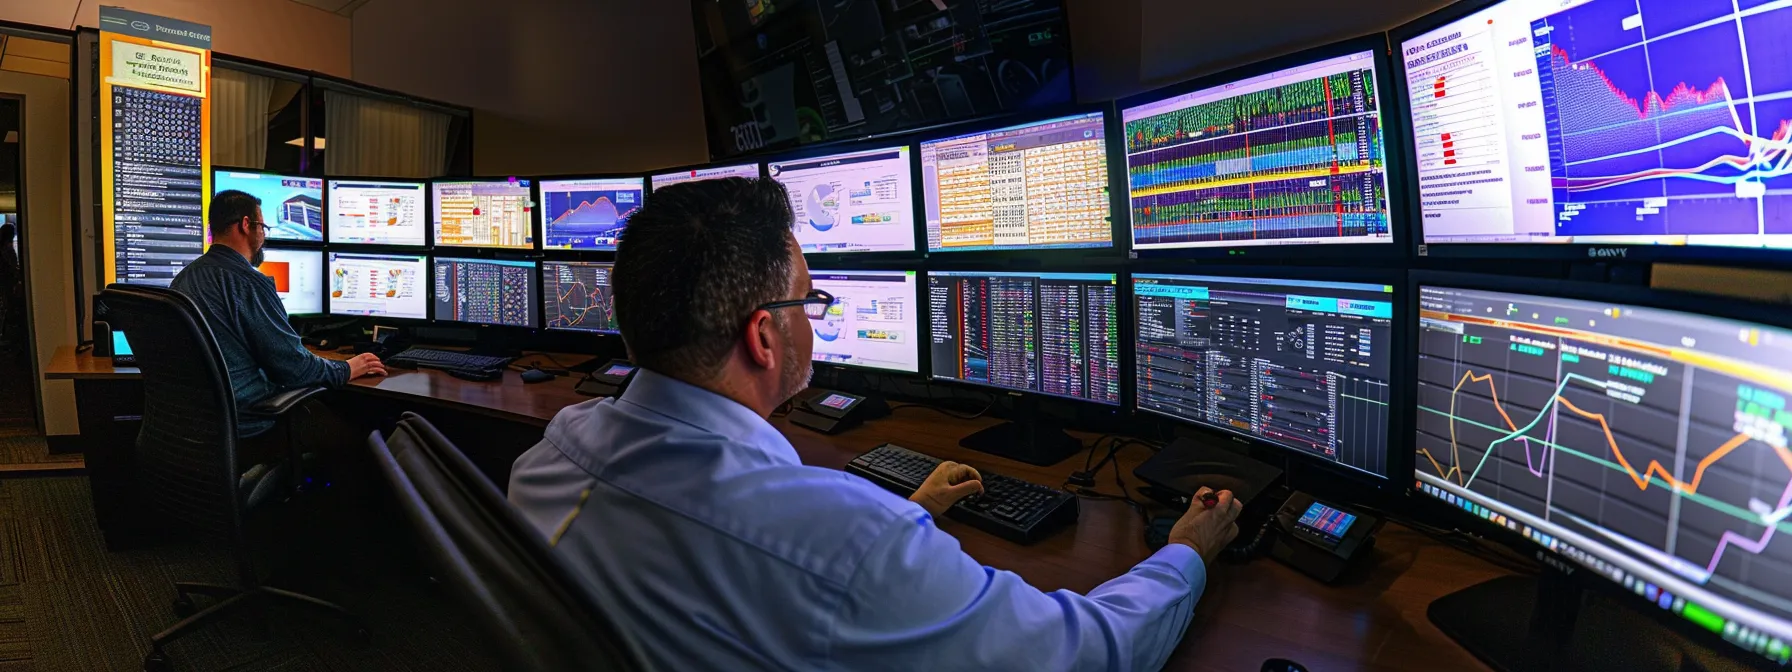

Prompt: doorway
xmin=0 ymin=94 xmax=67 ymax=471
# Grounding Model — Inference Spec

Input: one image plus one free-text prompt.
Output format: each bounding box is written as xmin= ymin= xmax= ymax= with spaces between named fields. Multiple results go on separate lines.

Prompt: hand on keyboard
xmin=910 ymin=461 xmax=984 ymax=516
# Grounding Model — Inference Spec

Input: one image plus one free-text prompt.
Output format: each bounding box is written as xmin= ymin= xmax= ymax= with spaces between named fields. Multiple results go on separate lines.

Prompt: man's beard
xmin=779 ymin=336 xmax=813 ymax=403
xmin=249 ymin=245 xmax=265 ymax=267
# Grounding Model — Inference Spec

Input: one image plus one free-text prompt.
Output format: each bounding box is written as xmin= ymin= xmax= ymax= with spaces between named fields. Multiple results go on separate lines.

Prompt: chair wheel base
xmin=143 ymin=649 xmax=172 ymax=672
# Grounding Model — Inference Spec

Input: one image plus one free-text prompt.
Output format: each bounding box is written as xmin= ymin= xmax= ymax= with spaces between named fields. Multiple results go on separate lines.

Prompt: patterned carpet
xmin=0 ymin=477 xmax=503 ymax=670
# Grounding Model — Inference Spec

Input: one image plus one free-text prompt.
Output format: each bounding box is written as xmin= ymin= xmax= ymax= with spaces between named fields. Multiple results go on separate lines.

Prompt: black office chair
xmin=368 ymin=412 xmax=647 ymax=671
xmin=95 ymin=284 xmax=361 ymax=671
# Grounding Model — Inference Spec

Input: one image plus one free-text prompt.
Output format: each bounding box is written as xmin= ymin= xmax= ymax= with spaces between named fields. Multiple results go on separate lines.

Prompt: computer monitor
xmin=327 ymin=251 xmax=427 ymax=319
xmin=1121 ymin=44 xmax=1394 ymax=252
xmin=326 ymin=178 xmax=427 ymax=246
xmin=214 ymin=170 xmax=323 ymax=242
xmin=920 ymin=111 xmax=1113 ymax=253
xmin=929 ymin=270 xmax=1121 ymax=404
xmin=256 ymin=247 xmax=325 ymax=316
xmin=1414 ymin=276 xmax=1792 ymax=667
xmin=538 ymin=177 xmax=644 ymax=250
xmin=1133 ymin=273 xmax=1396 ymax=478
xmin=768 ymin=146 xmax=917 ymax=254
xmin=541 ymin=260 xmax=618 ymax=334
xmin=432 ymin=178 xmax=534 ymax=249
xmin=1396 ymin=1 xmax=1792 ymax=258
xmin=650 ymin=163 xmax=760 ymax=191
xmin=808 ymin=270 xmax=920 ymax=373
xmin=432 ymin=257 xmax=538 ymax=328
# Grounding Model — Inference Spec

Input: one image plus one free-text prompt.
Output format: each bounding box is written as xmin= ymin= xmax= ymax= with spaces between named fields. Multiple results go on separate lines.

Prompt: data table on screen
xmin=921 ymin=113 xmax=1113 ymax=252
xmin=327 ymin=181 xmax=427 ymax=246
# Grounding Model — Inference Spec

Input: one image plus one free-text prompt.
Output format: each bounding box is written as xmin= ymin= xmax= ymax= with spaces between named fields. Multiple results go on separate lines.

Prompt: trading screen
xmin=539 ymin=177 xmax=644 ymax=250
xmin=327 ymin=180 xmax=427 ymax=246
xmin=1402 ymin=0 xmax=1792 ymax=250
xmin=1124 ymin=50 xmax=1392 ymax=250
xmin=215 ymin=171 xmax=323 ymax=242
xmin=1134 ymin=274 xmax=1393 ymax=477
xmin=929 ymin=271 xmax=1121 ymax=405
xmin=921 ymin=112 xmax=1112 ymax=252
xmin=651 ymin=163 xmax=760 ymax=191
xmin=809 ymin=270 xmax=920 ymax=373
xmin=433 ymin=179 xmax=534 ymax=249
xmin=1415 ymin=285 xmax=1792 ymax=663
xmin=770 ymin=147 xmax=916 ymax=254
xmin=111 ymin=87 xmax=205 ymax=286
xmin=256 ymin=248 xmax=324 ymax=316
xmin=328 ymin=252 xmax=427 ymax=319
xmin=542 ymin=261 xmax=619 ymax=334
xmin=432 ymin=258 xmax=538 ymax=328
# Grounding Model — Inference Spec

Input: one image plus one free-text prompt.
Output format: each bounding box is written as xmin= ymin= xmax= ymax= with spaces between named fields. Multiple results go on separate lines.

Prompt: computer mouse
xmin=520 ymin=369 xmax=556 ymax=384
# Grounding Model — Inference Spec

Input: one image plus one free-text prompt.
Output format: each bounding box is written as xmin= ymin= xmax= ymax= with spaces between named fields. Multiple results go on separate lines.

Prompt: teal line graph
xmin=1458 ymin=371 xmax=1608 ymax=487
xmin=1341 ymin=394 xmax=1387 ymax=406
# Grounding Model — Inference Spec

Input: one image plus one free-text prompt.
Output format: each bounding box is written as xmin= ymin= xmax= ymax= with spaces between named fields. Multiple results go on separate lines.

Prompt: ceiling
xmin=0 ymin=35 xmax=70 ymax=80
xmin=285 ymin=0 xmax=376 ymax=16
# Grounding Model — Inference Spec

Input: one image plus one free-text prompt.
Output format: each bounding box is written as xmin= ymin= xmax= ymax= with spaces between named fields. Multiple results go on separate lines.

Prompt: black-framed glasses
xmin=757 ymin=289 xmax=835 ymax=321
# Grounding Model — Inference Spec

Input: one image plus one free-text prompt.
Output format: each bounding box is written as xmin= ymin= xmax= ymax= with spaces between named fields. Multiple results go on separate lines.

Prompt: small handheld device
xmin=575 ymin=359 xmax=637 ymax=397
xmin=1269 ymin=492 xmax=1380 ymax=582
xmin=788 ymin=390 xmax=889 ymax=435
xmin=110 ymin=330 xmax=137 ymax=367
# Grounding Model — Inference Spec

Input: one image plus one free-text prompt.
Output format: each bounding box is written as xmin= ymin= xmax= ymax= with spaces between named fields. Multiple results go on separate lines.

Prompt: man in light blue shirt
xmin=509 ymin=177 xmax=1242 ymax=671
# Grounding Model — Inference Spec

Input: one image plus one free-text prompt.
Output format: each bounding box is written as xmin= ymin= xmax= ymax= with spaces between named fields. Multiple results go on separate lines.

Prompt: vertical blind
xmin=323 ymin=90 xmax=450 ymax=178
xmin=210 ymin=67 xmax=274 ymax=169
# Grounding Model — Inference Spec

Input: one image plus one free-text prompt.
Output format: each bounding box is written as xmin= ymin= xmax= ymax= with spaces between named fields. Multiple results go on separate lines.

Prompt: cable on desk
xmin=1062 ymin=436 xmax=1153 ymax=526
xmin=515 ymin=351 xmax=577 ymax=375
xmin=888 ymin=398 xmax=995 ymax=420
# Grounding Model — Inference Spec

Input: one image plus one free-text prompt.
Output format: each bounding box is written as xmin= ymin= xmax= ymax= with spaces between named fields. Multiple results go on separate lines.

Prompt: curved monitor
xmin=215 ymin=170 xmax=323 ymax=242
xmin=539 ymin=177 xmax=644 ymax=251
xmin=256 ymin=247 xmax=324 ymax=316
xmin=769 ymin=147 xmax=916 ymax=254
xmin=326 ymin=179 xmax=427 ymax=246
xmin=1122 ymin=49 xmax=1394 ymax=252
xmin=432 ymin=179 xmax=534 ymax=249
xmin=542 ymin=260 xmax=618 ymax=334
xmin=432 ymin=257 xmax=538 ymax=328
xmin=808 ymin=270 xmax=920 ymax=373
xmin=327 ymin=251 xmax=427 ymax=319
xmin=928 ymin=270 xmax=1121 ymax=405
xmin=650 ymin=163 xmax=759 ymax=191
xmin=1398 ymin=0 xmax=1792 ymax=258
xmin=921 ymin=112 xmax=1113 ymax=253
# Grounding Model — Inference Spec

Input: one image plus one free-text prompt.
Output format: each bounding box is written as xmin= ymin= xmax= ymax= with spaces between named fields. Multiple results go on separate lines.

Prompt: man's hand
xmin=347 ymin=352 xmax=388 ymax=380
xmin=1168 ymin=487 xmax=1242 ymax=564
xmin=909 ymin=461 xmax=983 ymax=516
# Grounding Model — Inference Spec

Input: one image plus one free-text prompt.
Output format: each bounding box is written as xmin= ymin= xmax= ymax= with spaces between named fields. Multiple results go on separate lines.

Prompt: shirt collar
xmin=619 ymin=368 xmax=801 ymax=466
xmin=205 ymin=244 xmax=253 ymax=269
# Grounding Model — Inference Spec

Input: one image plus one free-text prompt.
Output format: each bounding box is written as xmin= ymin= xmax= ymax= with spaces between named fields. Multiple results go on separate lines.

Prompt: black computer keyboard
xmin=846 ymin=443 xmax=1078 ymax=545
xmin=386 ymin=347 xmax=514 ymax=373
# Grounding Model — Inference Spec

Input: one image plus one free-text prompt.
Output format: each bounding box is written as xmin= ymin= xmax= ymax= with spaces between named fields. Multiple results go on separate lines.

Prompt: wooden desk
xmin=46 ymin=346 xmax=1503 ymax=670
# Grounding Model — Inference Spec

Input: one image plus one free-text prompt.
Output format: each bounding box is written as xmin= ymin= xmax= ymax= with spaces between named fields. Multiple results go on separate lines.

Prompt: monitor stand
xmin=957 ymin=395 xmax=1082 ymax=466
xmin=1429 ymin=572 xmax=1735 ymax=671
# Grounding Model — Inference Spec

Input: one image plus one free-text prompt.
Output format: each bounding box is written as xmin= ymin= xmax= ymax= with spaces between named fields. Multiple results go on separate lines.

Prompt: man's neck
xmin=674 ymin=368 xmax=774 ymax=419
xmin=212 ymin=239 xmax=254 ymax=263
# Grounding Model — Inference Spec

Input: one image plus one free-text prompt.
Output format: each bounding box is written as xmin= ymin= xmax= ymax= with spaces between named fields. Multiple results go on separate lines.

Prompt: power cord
xmin=888 ymin=396 xmax=996 ymax=420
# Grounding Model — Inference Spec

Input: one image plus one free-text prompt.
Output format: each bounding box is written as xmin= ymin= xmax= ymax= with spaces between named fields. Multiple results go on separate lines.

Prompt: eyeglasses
xmin=757 ymin=289 xmax=835 ymax=321
xmin=250 ymin=218 xmax=269 ymax=233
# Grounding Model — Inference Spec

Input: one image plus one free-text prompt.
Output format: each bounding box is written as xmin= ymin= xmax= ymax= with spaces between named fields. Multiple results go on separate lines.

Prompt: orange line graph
xmin=547 ymin=280 xmax=614 ymax=328
xmin=1553 ymin=396 xmax=1785 ymax=494
xmin=1433 ymin=370 xmax=1524 ymax=485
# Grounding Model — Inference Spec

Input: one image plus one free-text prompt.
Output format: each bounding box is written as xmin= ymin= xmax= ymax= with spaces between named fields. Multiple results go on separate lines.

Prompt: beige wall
xmin=0 ymin=69 xmax=76 ymax=434
xmin=1 ymin=0 xmax=352 ymax=77
xmin=351 ymin=0 xmax=706 ymax=174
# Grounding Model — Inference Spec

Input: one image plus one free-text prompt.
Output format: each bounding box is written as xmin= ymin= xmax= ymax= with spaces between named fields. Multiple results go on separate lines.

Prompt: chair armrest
xmin=244 ymin=386 xmax=329 ymax=418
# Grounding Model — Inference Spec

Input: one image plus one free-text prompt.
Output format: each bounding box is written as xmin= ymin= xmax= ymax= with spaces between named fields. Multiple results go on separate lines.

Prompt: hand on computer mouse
xmin=347 ymin=352 xmax=387 ymax=380
xmin=1169 ymin=486 xmax=1242 ymax=564
xmin=909 ymin=461 xmax=983 ymax=516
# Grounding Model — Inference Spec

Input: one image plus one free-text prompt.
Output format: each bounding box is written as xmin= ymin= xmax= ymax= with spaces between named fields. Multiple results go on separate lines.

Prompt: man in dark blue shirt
xmin=172 ymin=189 xmax=385 ymax=437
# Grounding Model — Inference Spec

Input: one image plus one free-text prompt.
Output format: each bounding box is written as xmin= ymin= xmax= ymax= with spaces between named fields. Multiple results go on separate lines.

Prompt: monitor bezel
xmin=763 ymin=140 xmax=925 ymax=261
xmin=430 ymin=255 xmax=542 ymax=330
xmin=916 ymin=104 xmax=1127 ymax=262
xmin=532 ymin=172 xmax=648 ymax=254
xmin=646 ymin=161 xmax=764 ymax=194
xmin=212 ymin=167 xmax=327 ymax=246
xmin=1129 ymin=263 xmax=1410 ymax=484
xmin=1407 ymin=269 xmax=1792 ymax=667
xmin=538 ymin=259 xmax=622 ymax=336
xmin=255 ymin=243 xmax=327 ymax=317
xmin=1117 ymin=33 xmax=1411 ymax=262
xmin=428 ymin=177 xmax=540 ymax=252
xmin=1390 ymin=0 xmax=1792 ymax=268
xmin=322 ymin=175 xmax=432 ymax=249
xmin=925 ymin=268 xmax=1127 ymax=408
xmin=806 ymin=268 xmax=926 ymax=375
xmin=323 ymin=249 xmax=432 ymax=322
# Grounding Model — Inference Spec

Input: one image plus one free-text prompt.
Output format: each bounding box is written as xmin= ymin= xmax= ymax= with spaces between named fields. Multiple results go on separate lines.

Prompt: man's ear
xmin=744 ymin=310 xmax=777 ymax=370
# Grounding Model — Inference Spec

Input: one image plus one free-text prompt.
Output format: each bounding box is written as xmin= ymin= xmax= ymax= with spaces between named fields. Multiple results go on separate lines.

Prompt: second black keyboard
xmin=386 ymin=347 xmax=514 ymax=372
xmin=846 ymin=443 xmax=1078 ymax=545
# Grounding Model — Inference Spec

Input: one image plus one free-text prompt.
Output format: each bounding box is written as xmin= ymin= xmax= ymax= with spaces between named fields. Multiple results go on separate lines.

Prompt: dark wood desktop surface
xmin=48 ymin=346 xmax=1505 ymax=670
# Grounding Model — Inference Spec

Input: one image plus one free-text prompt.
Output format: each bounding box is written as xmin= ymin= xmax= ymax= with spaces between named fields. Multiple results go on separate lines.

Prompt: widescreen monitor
xmin=1415 ymin=279 xmax=1792 ymax=666
xmin=215 ymin=170 xmax=323 ymax=242
xmin=539 ymin=177 xmax=644 ymax=250
xmin=256 ymin=247 xmax=324 ymax=316
xmin=921 ymin=112 xmax=1113 ymax=253
xmin=327 ymin=251 xmax=427 ymax=319
xmin=1122 ymin=49 xmax=1393 ymax=251
xmin=1134 ymin=273 xmax=1395 ymax=477
xmin=433 ymin=257 xmax=538 ymax=328
xmin=928 ymin=271 xmax=1121 ymax=405
xmin=541 ymin=260 xmax=619 ymax=334
xmin=650 ymin=163 xmax=760 ymax=191
xmin=1399 ymin=1 xmax=1792 ymax=254
xmin=432 ymin=179 xmax=534 ymax=249
xmin=326 ymin=179 xmax=427 ymax=246
xmin=769 ymin=146 xmax=916 ymax=254
xmin=809 ymin=270 xmax=920 ymax=373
